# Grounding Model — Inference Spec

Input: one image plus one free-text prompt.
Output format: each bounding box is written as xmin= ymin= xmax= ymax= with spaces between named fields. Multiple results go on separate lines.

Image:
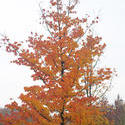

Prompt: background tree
xmin=103 ymin=95 xmax=125 ymax=125
xmin=110 ymin=95 xmax=125 ymax=125
xmin=114 ymin=95 xmax=125 ymax=125
xmin=0 ymin=0 xmax=114 ymax=124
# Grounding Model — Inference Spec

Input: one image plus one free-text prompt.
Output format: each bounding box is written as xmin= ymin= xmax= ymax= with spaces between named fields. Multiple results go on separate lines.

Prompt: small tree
xmin=0 ymin=0 xmax=114 ymax=124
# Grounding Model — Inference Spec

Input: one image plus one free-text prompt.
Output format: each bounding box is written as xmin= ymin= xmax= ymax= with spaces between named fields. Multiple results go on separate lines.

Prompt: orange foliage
xmin=0 ymin=0 xmax=114 ymax=125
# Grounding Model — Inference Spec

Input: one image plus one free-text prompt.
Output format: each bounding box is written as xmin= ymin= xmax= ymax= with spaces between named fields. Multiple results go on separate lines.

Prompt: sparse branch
xmin=56 ymin=0 xmax=62 ymax=39
xmin=67 ymin=0 xmax=71 ymax=16
xmin=93 ymin=56 xmax=100 ymax=69
xmin=39 ymin=2 xmax=55 ymax=39
xmin=93 ymin=78 xmax=113 ymax=105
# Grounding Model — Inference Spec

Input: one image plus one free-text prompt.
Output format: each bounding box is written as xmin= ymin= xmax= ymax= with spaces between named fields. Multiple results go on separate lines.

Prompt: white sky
xmin=0 ymin=0 xmax=125 ymax=107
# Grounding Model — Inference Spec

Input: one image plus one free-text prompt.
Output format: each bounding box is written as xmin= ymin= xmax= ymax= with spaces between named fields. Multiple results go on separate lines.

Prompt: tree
xmin=112 ymin=95 xmax=125 ymax=125
xmin=103 ymin=95 xmax=125 ymax=125
xmin=0 ymin=0 xmax=114 ymax=124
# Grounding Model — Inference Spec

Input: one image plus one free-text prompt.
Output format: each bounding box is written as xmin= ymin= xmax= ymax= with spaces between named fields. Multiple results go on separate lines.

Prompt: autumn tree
xmin=0 ymin=0 xmax=114 ymax=124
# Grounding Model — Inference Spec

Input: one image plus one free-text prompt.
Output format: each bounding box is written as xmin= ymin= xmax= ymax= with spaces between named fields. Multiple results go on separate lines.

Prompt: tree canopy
xmin=0 ymin=0 xmax=114 ymax=125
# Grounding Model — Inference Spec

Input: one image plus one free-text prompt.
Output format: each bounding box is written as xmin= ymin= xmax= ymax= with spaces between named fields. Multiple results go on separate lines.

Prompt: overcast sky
xmin=0 ymin=0 xmax=125 ymax=107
